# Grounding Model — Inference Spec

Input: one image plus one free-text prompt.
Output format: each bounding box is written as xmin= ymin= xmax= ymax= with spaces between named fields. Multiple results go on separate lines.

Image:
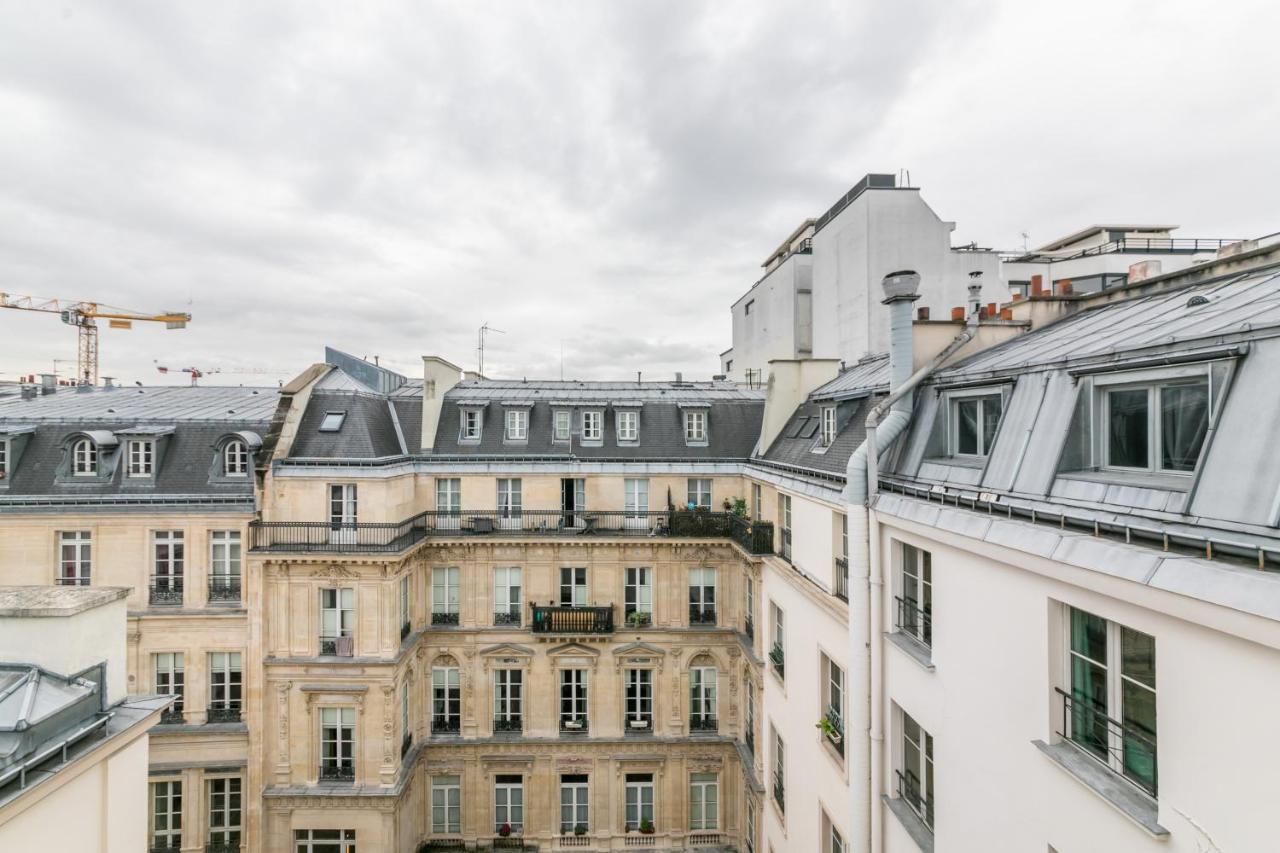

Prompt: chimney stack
xmin=880 ymin=270 xmax=922 ymax=414
xmin=966 ymin=271 xmax=984 ymax=320
xmin=39 ymin=373 xmax=56 ymax=395
xmin=1030 ymin=275 xmax=1044 ymax=298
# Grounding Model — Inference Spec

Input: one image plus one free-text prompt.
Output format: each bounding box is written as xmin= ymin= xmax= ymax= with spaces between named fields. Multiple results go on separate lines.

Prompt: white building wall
xmin=727 ymin=254 xmax=812 ymax=381
xmin=0 ymin=593 xmax=128 ymax=704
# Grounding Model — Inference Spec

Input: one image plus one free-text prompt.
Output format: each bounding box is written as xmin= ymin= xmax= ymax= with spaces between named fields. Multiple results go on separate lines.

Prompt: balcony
xmin=159 ymin=706 xmax=185 ymax=725
xmin=149 ymin=576 xmax=184 ymax=606
xmin=895 ymin=595 xmax=932 ymax=648
xmin=319 ymin=635 xmax=354 ymax=657
xmin=432 ymin=715 xmax=460 ymax=735
xmin=834 ymin=557 xmax=849 ymax=602
xmin=895 ymin=768 xmax=932 ymax=829
xmin=207 ymin=705 xmax=241 ymax=724
xmin=769 ymin=644 xmax=785 ymax=678
xmin=432 ymin=611 xmax=460 ymax=627
xmin=319 ymin=762 xmax=355 ymax=783
xmin=493 ymin=716 xmax=523 ymax=734
xmin=531 ymin=604 xmax=614 ymax=635
xmin=689 ymin=715 xmax=718 ymax=733
xmin=560 ymin=717 xmax=589 ymax=735
xmin=208 ymin=575 xmax=242 ymax=603
xmin=494 ymin=609 xmax=522 ymax=627
xmin=688 ymin=606 xmax=717 ymax=627
xmin=250 ymin=510 xmax=774 ymax=555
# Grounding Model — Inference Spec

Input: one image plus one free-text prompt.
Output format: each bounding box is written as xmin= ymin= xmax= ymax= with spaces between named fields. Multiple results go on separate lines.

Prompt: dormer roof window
xmin=681 ymin=406 xmax=709 ymax=445
xmin=949 ymin=391 xmax=1004 ymax=458
xmin=1105 ymin=379 xmax=1208 ymax=473
xmin=126 ymin=439 xmax=154 ymax=477
xmin=581 ymin=410 xmax=603 ymax=443
xmin=72 ymin=438 xmax=97 ymax=476
xmin=820 ymin=406 xmax=837 ymax=447
xmin=504 ymin=408 xmax=528 ymax=442
xmin=459 ymin=405 xmax=487 ymax=443
xmin=224 ymin=440 xmax=249 ymax=477
xmin=319 ymin=411 xmax=346 ymax=432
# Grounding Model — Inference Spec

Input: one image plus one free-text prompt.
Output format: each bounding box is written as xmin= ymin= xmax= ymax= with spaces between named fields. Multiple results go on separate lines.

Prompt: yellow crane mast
xmin=0 ymin=293 xmax=191 ymax=386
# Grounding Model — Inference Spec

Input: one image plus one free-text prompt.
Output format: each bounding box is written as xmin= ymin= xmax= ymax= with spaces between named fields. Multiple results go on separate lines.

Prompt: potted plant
xmin=722 ymin=497 xmax=733 ymax=512
xmin=564 ymin=718 xmax=584 ymax=730
xmin=816 ymin=715 xmax=842 ymax=744
xmin=498 ymin=822 xmax=513 ymax=838
xmin=574 ymin=823 xmax=587 ymax=837
xmin=627 ymin=610 xmax=651 ymax=628
xmin=639 ymin=818 xmax=655 ymax=835
xmin=629 ymin=718 xmax=649 ymax=729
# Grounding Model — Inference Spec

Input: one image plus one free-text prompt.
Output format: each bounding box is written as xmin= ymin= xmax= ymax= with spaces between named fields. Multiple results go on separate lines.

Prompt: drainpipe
xmin=846 ymin=271 xmax=983 ymax=853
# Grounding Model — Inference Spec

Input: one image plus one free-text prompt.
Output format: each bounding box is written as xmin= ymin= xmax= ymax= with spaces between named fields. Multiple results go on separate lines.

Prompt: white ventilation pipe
xmin=846 ymin=270 xmax=983 ymax=853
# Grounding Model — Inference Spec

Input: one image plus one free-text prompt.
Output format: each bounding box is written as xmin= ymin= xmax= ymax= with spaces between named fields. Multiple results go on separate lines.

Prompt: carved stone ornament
xmin=310 ymin=564 xmax=359 ymax=579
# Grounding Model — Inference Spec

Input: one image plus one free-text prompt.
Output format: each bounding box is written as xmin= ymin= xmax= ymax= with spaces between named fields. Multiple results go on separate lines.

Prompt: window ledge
xmin=1055 ymin=469 xmax=1191 ymax=493
xmin=886 ymin=632 xmax=935 ymax=671
xmin=883 ymin=795 xmax=934 ymax=852
xmin=1032 ymin=740 xmax=1168 ymax=839
xmin=923 ymin=454 xmax=986 ymax=470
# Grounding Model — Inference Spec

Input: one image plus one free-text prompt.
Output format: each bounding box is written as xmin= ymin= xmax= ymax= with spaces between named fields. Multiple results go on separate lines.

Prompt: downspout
xmin=846 ymin=271 xmax=983 ymax=852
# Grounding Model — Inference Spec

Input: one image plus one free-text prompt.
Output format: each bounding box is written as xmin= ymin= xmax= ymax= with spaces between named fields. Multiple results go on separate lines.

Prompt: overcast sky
xmin=1 ymin=1 xmax=1277 ymax=386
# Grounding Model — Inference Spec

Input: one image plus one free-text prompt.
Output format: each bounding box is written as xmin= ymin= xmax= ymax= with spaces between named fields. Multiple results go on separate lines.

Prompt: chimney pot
xmin=1030 ymin=275 xmax=1044 ymax=298
xmin=880 ymin=270 xmax=922 ymax=304
xmin=986 ymin=302 xmax=997 ymax=316
xmin=999 ymin=307 xmax=1014 ymax=321
xmin=950 ymin=306 xmax=965 ymax=322
xmin=1011 ymin=292 xmax=1023 ymax=301
xmin=1057 ymin=280 xmax=1073 ymax=296
xmin=917 ymin=306 xmax=930 ymax=321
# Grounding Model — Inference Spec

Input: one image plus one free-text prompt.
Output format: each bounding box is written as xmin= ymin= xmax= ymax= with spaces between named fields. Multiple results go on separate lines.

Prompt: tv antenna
xmin=478 ymin=321 xmax=505 ymax=377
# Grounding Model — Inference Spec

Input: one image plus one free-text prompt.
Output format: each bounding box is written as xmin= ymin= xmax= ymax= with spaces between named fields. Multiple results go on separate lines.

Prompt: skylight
xmin=319 ymin=411 xmax=346 ymax=432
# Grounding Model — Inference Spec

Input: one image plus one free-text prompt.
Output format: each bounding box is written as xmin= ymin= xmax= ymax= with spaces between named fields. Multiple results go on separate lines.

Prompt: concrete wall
xmin=0 ymin=591 xmax=127 ymax=705
xmin=727 ymin=253 xmax=813 ymax=381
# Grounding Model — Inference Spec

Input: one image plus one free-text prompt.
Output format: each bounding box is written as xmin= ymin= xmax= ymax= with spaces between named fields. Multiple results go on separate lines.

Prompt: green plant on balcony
xmin=723 ymin=496 xmax=748 ymax=517
xmin=816 ymin=714 xmax=842 ymax=744
xmin=639 ymin=818 xmax=655 ymax=835
xmin=574 ymin=823 xmax=587 ymax=836
xmin=627 ymin=610 xmax=652 ymax=628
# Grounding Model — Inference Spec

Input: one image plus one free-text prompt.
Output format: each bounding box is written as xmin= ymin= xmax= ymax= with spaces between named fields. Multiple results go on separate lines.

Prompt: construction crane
xmin=155 ymin=361 xmax=287 ymax=386
xmin=0 ymin=293 xmax=191 ymax=386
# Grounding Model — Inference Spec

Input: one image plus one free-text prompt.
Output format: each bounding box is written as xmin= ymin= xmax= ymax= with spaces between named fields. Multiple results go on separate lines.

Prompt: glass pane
xmin=955 ymin=399 xmax=979 ymax=454
xmin=1070 ymin=658 xmax=1109 ymax=759
xmin=1160 ymin=382 xmax=1209 ymax=471
xmin=1121 ymin=626 xmax=1156 ymax=689
xmin=1069 ymin=608 xmax=1108 ymax=664
xmin=1122 ymin=679 xmax=1158 ymax=791
xmin=1108 ymin=388 xmax=1149 ymax=467
xmin=981 ymin=395 xmax=1003 ymax=452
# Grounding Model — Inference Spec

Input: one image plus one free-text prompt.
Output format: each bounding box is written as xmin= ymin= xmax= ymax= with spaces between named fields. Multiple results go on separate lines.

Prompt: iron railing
xmin=150 ymin=845 xmax=182 ymax=853
xmin=531 ymin=604 xmax=614 ymax=634
xmin=149 ymin=576 xmax=184 ymax=605
xmin=432 ymin=611 xmax=460 ymax=626
xmin=744 ymin=728 xmax=755 ymax=755
xmin=54 ymin=576 xmax=91 ymax=586
xmin=895 ymin=769 xmax=932 ymax=829
xmin=625 ymin=714 xmax=653 ymax=733
xmin=207 ymin=705 xmax=241 ymax=724
xmin=494 ymin=609 xmax=522 ymax=627
xmin=432 ymin=715 xmax=460 ymax=735
xmin=1056 ymin=687 xmax=1158 ymax=798
xmin=318 ymin=635 xmax=354 ymax=657
xmin=688 ymin=606 xmax=717 ymax=627
xmin=624 ymin=610 xmax=653 ymax=629
xmin=493 ymin=716 xmax=523 ymax=734
xmin=400 ymin=621 xmax=411 ymax=640
xmin=834 ymin=557 xmax=849 ymax=602
xmin=769 ymin=644 xmax=785 ymax=678
xmin=319 ymin=762 xmax=355 ymax=782
xmin=208 ymin=575 xmax=241 ymax=603
xmin=744 ymin=617 xmax=754 ymax=641
xmin=895 ymin=596 xmax=932 ymax=648
xmin=689 ymin=715 xmax=718 ymax=733
xmin=160 ymin=706 xmax=185 ymax=725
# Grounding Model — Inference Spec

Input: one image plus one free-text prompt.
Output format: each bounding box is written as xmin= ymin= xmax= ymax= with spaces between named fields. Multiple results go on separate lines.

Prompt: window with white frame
xmin=560 ymin=774 xmax=590 ymax=834
xmin=153 ymin=530 xmax=184 ymax=595
xmin=494 ymin=774 xmax=524 ymax=833
xmin=319 ymin=707 xmax=356 ymax=777
xmin=210 ymin=531 xmax=241 ymax=584
xmin=949 ymin=391 xmax=1004 ymax=457
xmin=504 ymin=408 xmax=528 ymax=441
xmin=399 ymin=574 xmax=412 ymax=632
xmin=560 ymin=669 xmax=588 ymax=730
xmin=625 ymin=668 xmax=652 ymax=726
xmin=751 ymin=483 xmax=761 ymax=520
xmin=436 ymin=477 xmax=461 ymax=514
xmin=617 ymin=409 xmax=639 ymax=442
xmin=581 ymin=410 xmax=602 ymax=441
xmin=689 ymin=772 xmax=719 ymax=830
xmin=151 ymin=780 xmax=182 ymax=849
xmin=1104 ymin=378 xmax=1210 ymax=472
xmin=432 ymin=664 xmax=460 ymax=731
xmin=497 ymin=478 xmax=522 ymax=519
xmin=821 ymin=406 xmax=837 ymax=447
xmin=684 ymin=409 xmax=707 ymax=443
xmin=686 ymin=478 xmax=712 ymax=509
xmin=294 ymin=829 xmax=355 ymax=853
xmin=432 ymin=776 xmax=461 ymax=834
xmin=625 ymin=773 xmax=655 ymax=831
xmin=745 ymin=680 xmax=756 ymax=751
xmin=494 ymin=566 xmax=522 ymax=624
xmin=223 ymin=439 xmax=248 ymax=476
xmin=494 ymin=669 xmax=523 ymax=725
xmin=744 ymin=576 xmax=755 ymax=634
xmin=71 ymin=437 xmax=96 ymax=476
xmin=432 ymin=567 xmax=460 ymax=624
xmin=898 ymin=710 xmax=934 ymax=830
xmin=207 ymin=777 xmax=241 ymax=847
xmin=821 ymin=654 xmax=845 ymax=753
xmin=320 ymin=588 xmax=354 ymax=640
xmin=401 ymin=680 xmax=411 ymax=747
xmin=898 ymin=543 xmax=933 ymax=647
xmin=58 ymin=530 xmax=91 ymax=585
xmin=1064 ymin=606 xmax=1157 ymax=796
xmin=553 ymin=410 xmax=571 ymax=442
xmin=688 ymin=567 xmax=716 ymax=624
xmin=828 ymin=820 xmax=845 ymax=853
xmin=154 ymin=652 xmax=184 ymax=716
xmin=772 ymin=729 xmax=785 ymax=813
xmin=770 ymin=602 xmax=785 ymax=678
xmin=460 ymin=408 xmax=482 ymax=441
xmin=559 ymin=566 xmax=587 ymax=606
xmin=690 ymin=666 xmax=717 ymax=727
xmin=127 ymin=438 xmax=154 ymax=477
xmin=779 ymin=494 xmax=792 ymax=560
xmin=624 ymin=567 xmax=652 ymax=622
xmin=319 ymin=411 xmax=346 ymax=432
xmin=208 ymin=652 xmax=242 ymax=712
xmin=624 ymin=477 xmax=649 ymax=518
xmin=329 ymin=483 xmax=357 ymax=527
xmin=0 ymin=438 xmax=8 ymax=478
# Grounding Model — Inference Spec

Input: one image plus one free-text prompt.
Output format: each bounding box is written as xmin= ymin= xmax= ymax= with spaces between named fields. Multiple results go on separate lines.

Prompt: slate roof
xmin=289 ymin=391 xmax=406 ymax=458
xmin=0 ymin=385 xmax=278 ymax=421
xmin=810 ymin=353 xmax=889 ymax=401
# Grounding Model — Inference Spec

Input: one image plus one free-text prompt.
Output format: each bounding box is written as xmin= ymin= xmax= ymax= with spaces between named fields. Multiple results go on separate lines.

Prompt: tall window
xmin=329 ymin=483 xmax=358 ymax=526
xmin=504 ymin=409 xmax=528 ymax=441
xmin=899 ymin=544 xmax=933 ymax=648
xmin=497 ymin=478 xmax=522 ymax=521
xmin=624 ymin=478 xmax=649 ymax=522
xmin=751 ymin=483 xmax=761 ymax=520
xmin=822 ymin=655 xmax=845 ymax=754
xmin=1066 ymin=606 xmax=1157 ymax=796
xmin=207 ymin=778 xmax=241 ymax=848
xmin=320 ymin=707 xmax=356 ymax=779
xmin=58 ymin=531 xmax=91 ymax=585
xmin=745 ymin=681 xmax=756 ymax=752
xmin=208 ymin=652 xmax=242 ymax=716
xmin=1105 ymin=379 xmax=1209 ymax=472
xmin=494 ymin=775 xmax=524 ymax=833
xmin=624 ymin=773 xmax=655 ymax=831
xmin=744 ymin=576 xmax=755 ymax=637
xmin=432 ymin=567 xmax=460 ymax=625
xmin=150 ymin=780 xmax=182 ymax=849
xmin=684 ymin=410 xmax=707 ymax=442
xmin=686 ymin=478 xmax=712 ymax=509
xmin=746 ymin=798 xmax=757 ymax=853
xmin=295 ymin=830 xmax=355 ymax=853
xmin=617 ymin=410 xmax=639 ymax=442
xmin=127 ymin=438 xmax=154 ymax=477
xmin=320 ymin=588 xmax=355 ymax=643
xmin=432 ymin=776 xmax=461 ymax=834
xmin=210 ymin=531 xmax=241 ymax=600
xmin=581 ymin=410 xmax=602 ymax=441
xmin=401 ymin=680 xmax=411 ymax=749
xmin=689 ymin=773 xmax=719 ymax=830
xmin=553 ymin=410 xmax=571 ymax=442
xmin=829 ymin=824 xmax=846 ymax=853
xmin=560 ymin=669 xmax=588 ymax=730
xmin=690 ymin=666 xmax=717 ymax=729
xmin=899 ymin=711 xmax=934 ymax=829
xmin=494 ymin=566 xmax=522 ymax=625
xmin=779 ymin=495 xmax=792 ymax=560
xmin=153 ymin=530 xmax=185 ymax=602
xmin=950 ymin=392 xmax=1003 ymax=457
xmin=560 ymin=774 xmax=590 ymax=834
xmin=770 ymin=603 xmax=785 ymax=678
xmin=432 ymin=665 xmax=460 ymax=732
xmin=772 ymin=730 xmax=785 ymax=813
xmin=688 ymin=568 xmax=716 ymax=625
xmin=436 ymin=478 xmax=461 ymax=514
xmin=625 ymin=669 xmax=653 ymax=727
xmin=71 ymin=437 xmax=96 ymax=476
xmin=821 ymin=406 xmax=837 ymax=447
xmin=399 ymin=574 xmax=412 ymax=634
xmin=494 ymin=669 xmax=523 ymax=728
xmin=154 ymin=652 xmax=184 ymax=718
xmin=460 ymin=409 xmax=482 ymax=440
xmin=0 ymin=438 xmax=8 ymax=478
xmin=223 ymin=439 xmax=248 ymax=476
xmin=624 ymin=567 xmax=652 ymax=623
xmin=559 ymin=567 xmax=587 ymax=607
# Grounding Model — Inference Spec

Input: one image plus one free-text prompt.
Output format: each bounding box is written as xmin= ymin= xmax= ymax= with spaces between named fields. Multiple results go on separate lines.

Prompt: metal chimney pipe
xmin=967 ymin=271 xmax=984 ymax=319
xmin=880 ymin=270 xmax=922 ymax=414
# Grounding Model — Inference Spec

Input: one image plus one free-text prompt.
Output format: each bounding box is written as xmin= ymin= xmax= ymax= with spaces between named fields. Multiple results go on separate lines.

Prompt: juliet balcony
xmin=249 ymin=509 xmax=774 ymax=556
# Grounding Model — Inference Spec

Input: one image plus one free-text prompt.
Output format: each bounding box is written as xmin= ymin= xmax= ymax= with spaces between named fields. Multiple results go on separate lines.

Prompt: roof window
xmin=319 ymin=411 xmax=346 ymax=432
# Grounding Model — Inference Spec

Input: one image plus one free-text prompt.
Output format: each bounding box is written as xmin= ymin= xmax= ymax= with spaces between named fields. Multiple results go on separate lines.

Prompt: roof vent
xmin=1187 ymin=294 xmax=1210 ymax=308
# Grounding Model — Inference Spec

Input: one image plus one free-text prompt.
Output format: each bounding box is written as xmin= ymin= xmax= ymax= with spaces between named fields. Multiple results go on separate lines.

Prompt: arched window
xmin=72 ymin=438 xmax=97 ymax=476
xmin=223 ymin=439 xmax=248 ymax=476
xmin=690 ymin=656 xmax=718 ymax=732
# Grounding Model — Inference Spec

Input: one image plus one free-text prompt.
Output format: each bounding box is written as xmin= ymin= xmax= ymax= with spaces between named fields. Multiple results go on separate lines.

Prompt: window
xmin=779 ymin=495 xmax=792 ymax=561
xmin=223 ymin=439 xmax=248 ymax=476
xmin=617 ymin=409 xmax=639 ymax=442
xmin=950 ymin=392 xmax=1003 ymax=457
xmin=898 ymin=544 xmax=932 ymax=648
xmin=494 ymin=669 xmax=523 ymax=728
xmin=208 ymin=652 xmax=242 ymax=714
xmin=624 ymin=478 xmax=649 ymax=519
xmin=744 ymin=299 xmax=753 ymax=316
xmin=688 ymin=567 xmax=716 ymax=625
xmin=210 ymin=531 xmax=241 ymax=600
xmin=495 ymin=774 xmax=524 ymax=833
xmin=899 ymin=711 xmax=934 ymax=830
xmin=329 ymin=484 xmax=357 ymax=547
xmin=460 ymin=408 xmax=482 ymax=441
xmin=127 ymin=439 xmax=154 ymax=476
xmin=1065 ymin=606 xmax=1157 ymax=796
xmin=151 ymin=780 xmax=182 ymax=850
xmin=581 ymin=410 xmax=602 ymax=441
xmin=494 ymin=566 xmax=522 ymax=625
xmin=772 ymin=730 xmax=785 ymax=813
xmin=319 ymin=411 xmax=346 ymax=432
xmin=560 ymin=774 xmax=590 ymax=835
xmin=295 ymin=829 xmax=356 ymax=853
xmin=822 ymin=655 xmax=845 ymax=754
xmin=432 ymin=665 xmax=460 ymax=733
xmin=432 ymin=776 xmax=461 ymax=834
xmin=436 ymin=477 xmax=461 ymax=514
xmin=58 ymin=531 xmax=91 ymax=585
xmin=504 ymin=408 xmax=528 ymax=441
xmin=745 ymin=681 xmax=756 ymax=752
xmin=497 ymin=478 xmax=522 ymax=520
xmin=746 ymin=798 xmax=757 ymax=853
xmin=320 ymin=707 xmax=356 ymax=779
xmin=399 ymin=574 xmax=412 ymax=634
xmin=751 ymin=483 xmax=761 ymax=520
xmin=207 ymin=778 xmax=241 ymax=847
xmin=432 ymin=567 xmax=460 ymax=624
xmin=320 ymin=588 xmax=355 ymax=652
xmin=71 ymin=437 xmax=96 ymax=476
xmin=821 ymin=406 xmax=837 ymax=447
xmin=686 ymin=478 xmax=712 ymax=509
xmin=744 ymin=576 xmax=755 ymax=637
xmin=690 ymin=666 xmax=717 ymax=729
xmin=625 ymin=773 xmax=655 ymax=832
xmin=560 ymin=669 xmax=588 ymax=730
xmin=684 ymin=409 xmax=707 ymax=443
xmin=401 ymin=680 xmax=411 ymax=749
xmin=624 ymin=567 xmax=652 ymax=623
xmin=830 ymin=824 xmax=846 ymax=853
xmin=553 ymin=410 xmax=571 ymax=442
xmin=559 ymin=567 xmax=587 ymax=606
xmin=770 ymin=603 xmax=785 ymax=678
xmin=0 ymin=438 xmax=7 ymax=478
xmin=1105 ymin=379 xmax=1210 ymax=472
xmin=689 ymin=773 xmax=719 ymax=830
xmin=625 ymin=669 xmax=652 ymax=727
xmin=153 ymin=530 xmax=184 ymax=602
xmin=154 ymin=652 xmax=184 ymax=717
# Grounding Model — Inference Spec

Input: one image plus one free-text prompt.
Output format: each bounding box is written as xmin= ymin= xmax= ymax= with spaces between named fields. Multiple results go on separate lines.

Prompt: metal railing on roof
xmin=1010 ymin=236 xmax=1241 ymax=264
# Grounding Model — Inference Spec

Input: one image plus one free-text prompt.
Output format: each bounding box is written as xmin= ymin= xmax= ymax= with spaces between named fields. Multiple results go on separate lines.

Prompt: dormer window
xmin=460 ymin=409 xmax=482 ymax=441
xmin=821 ymin=406 xmax=837 ymax=447
xmin=684 ymin=410 xmax=707 ymax=443
xmin=0 ymin=438 xmax=8 ymax=479
xmin=224 ymin=440 xmax=249 ymax=477
xmin=949 ymin=392 xmax=1003 ymax=457
xmin=505 ymin=409 xmax=528 ymax=441
xmin=1106 ymin=379 xmax=1208 ymax=472
xmin=319 ymin=411 xmax=346 ymax=432
xmin=72 ymin=438 xmax=97 ymax=476
xmin=581 ymin=411 xmax=602 ymax=442
xmin=127 ymin=439 xmax=154 ymax=477
xmin=553 ymin=411 xmax=571 ymax=442
xmin=617 ymin=410 xmax=639 ymax=442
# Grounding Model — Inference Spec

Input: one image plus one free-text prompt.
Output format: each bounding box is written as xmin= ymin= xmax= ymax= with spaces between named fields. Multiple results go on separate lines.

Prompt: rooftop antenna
xmin=478 ymin=321 xmax=505 ymax=377
xmin=1020 ymin=231 xmax=1030 ymax=253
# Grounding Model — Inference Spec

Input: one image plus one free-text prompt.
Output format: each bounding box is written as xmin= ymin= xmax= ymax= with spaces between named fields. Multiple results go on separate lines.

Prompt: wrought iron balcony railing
xmin=744 ymin=617 xmax=754 ymax=641
xmin=894 ymin=595 xmax=932 ymax=648
xmin=772 ymin=773 xmax=785 ymax=813
xmin=895 ymin=768 xmax=933 ymax=829
xmin=823 ymin=707 xmax=844 ymax=756
xmin=55 ymin=575 xmax=91 ymax=586
xmin=744 ymin=728 xmax=755 ymax=755
xmin=689 ymin=715 xmax=718 ymax=733
xmin=688 ymin=606 xmax=717 ymax=627
xmin=400 ymin=620 xmax=411 ymax=640
xmin=319 ymin=762 xmax=355 ymax=782
xmin=207 ymin=705 xmax=241 ymax=724
xmin=159 ymin=706 xmax=185 ymax=725
xmin=625 ymin=714 xmax=653 ymax=733
xmin=432 ymin=611 xmax=460 ymax=626
xmin=149 ymin=576 xmax=184 ymax=605
xmin=834 ymin=557 xmax=849 ymax=601
xmin=1055 ymin=687 xmax=1158 ymax=798
xmin=531 ymin=604 xmax=614 ymax=634
xmin=432 ymin=715 xmax=461 ymax=735
xmin=318 ymin=635 xmax=354 ymax=657
xmin=493 ymin=716 xmax=523 ymax=734
xmin=205 ymin=841 xmax=241 ymax=853
xmin=494 ymin=609 xmax=522 ymax=627
xmin=208 ymin=575 xmax=241 ymax=603
xmin=401 ymin=732 xmax=412 ymax=757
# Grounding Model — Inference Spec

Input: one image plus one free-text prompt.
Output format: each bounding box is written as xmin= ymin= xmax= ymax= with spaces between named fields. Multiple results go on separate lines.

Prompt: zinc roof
xmin=0 ymin=385 xmax=279 ymax=423
xmin=810 ymin=354 xmax=890 ymax=401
